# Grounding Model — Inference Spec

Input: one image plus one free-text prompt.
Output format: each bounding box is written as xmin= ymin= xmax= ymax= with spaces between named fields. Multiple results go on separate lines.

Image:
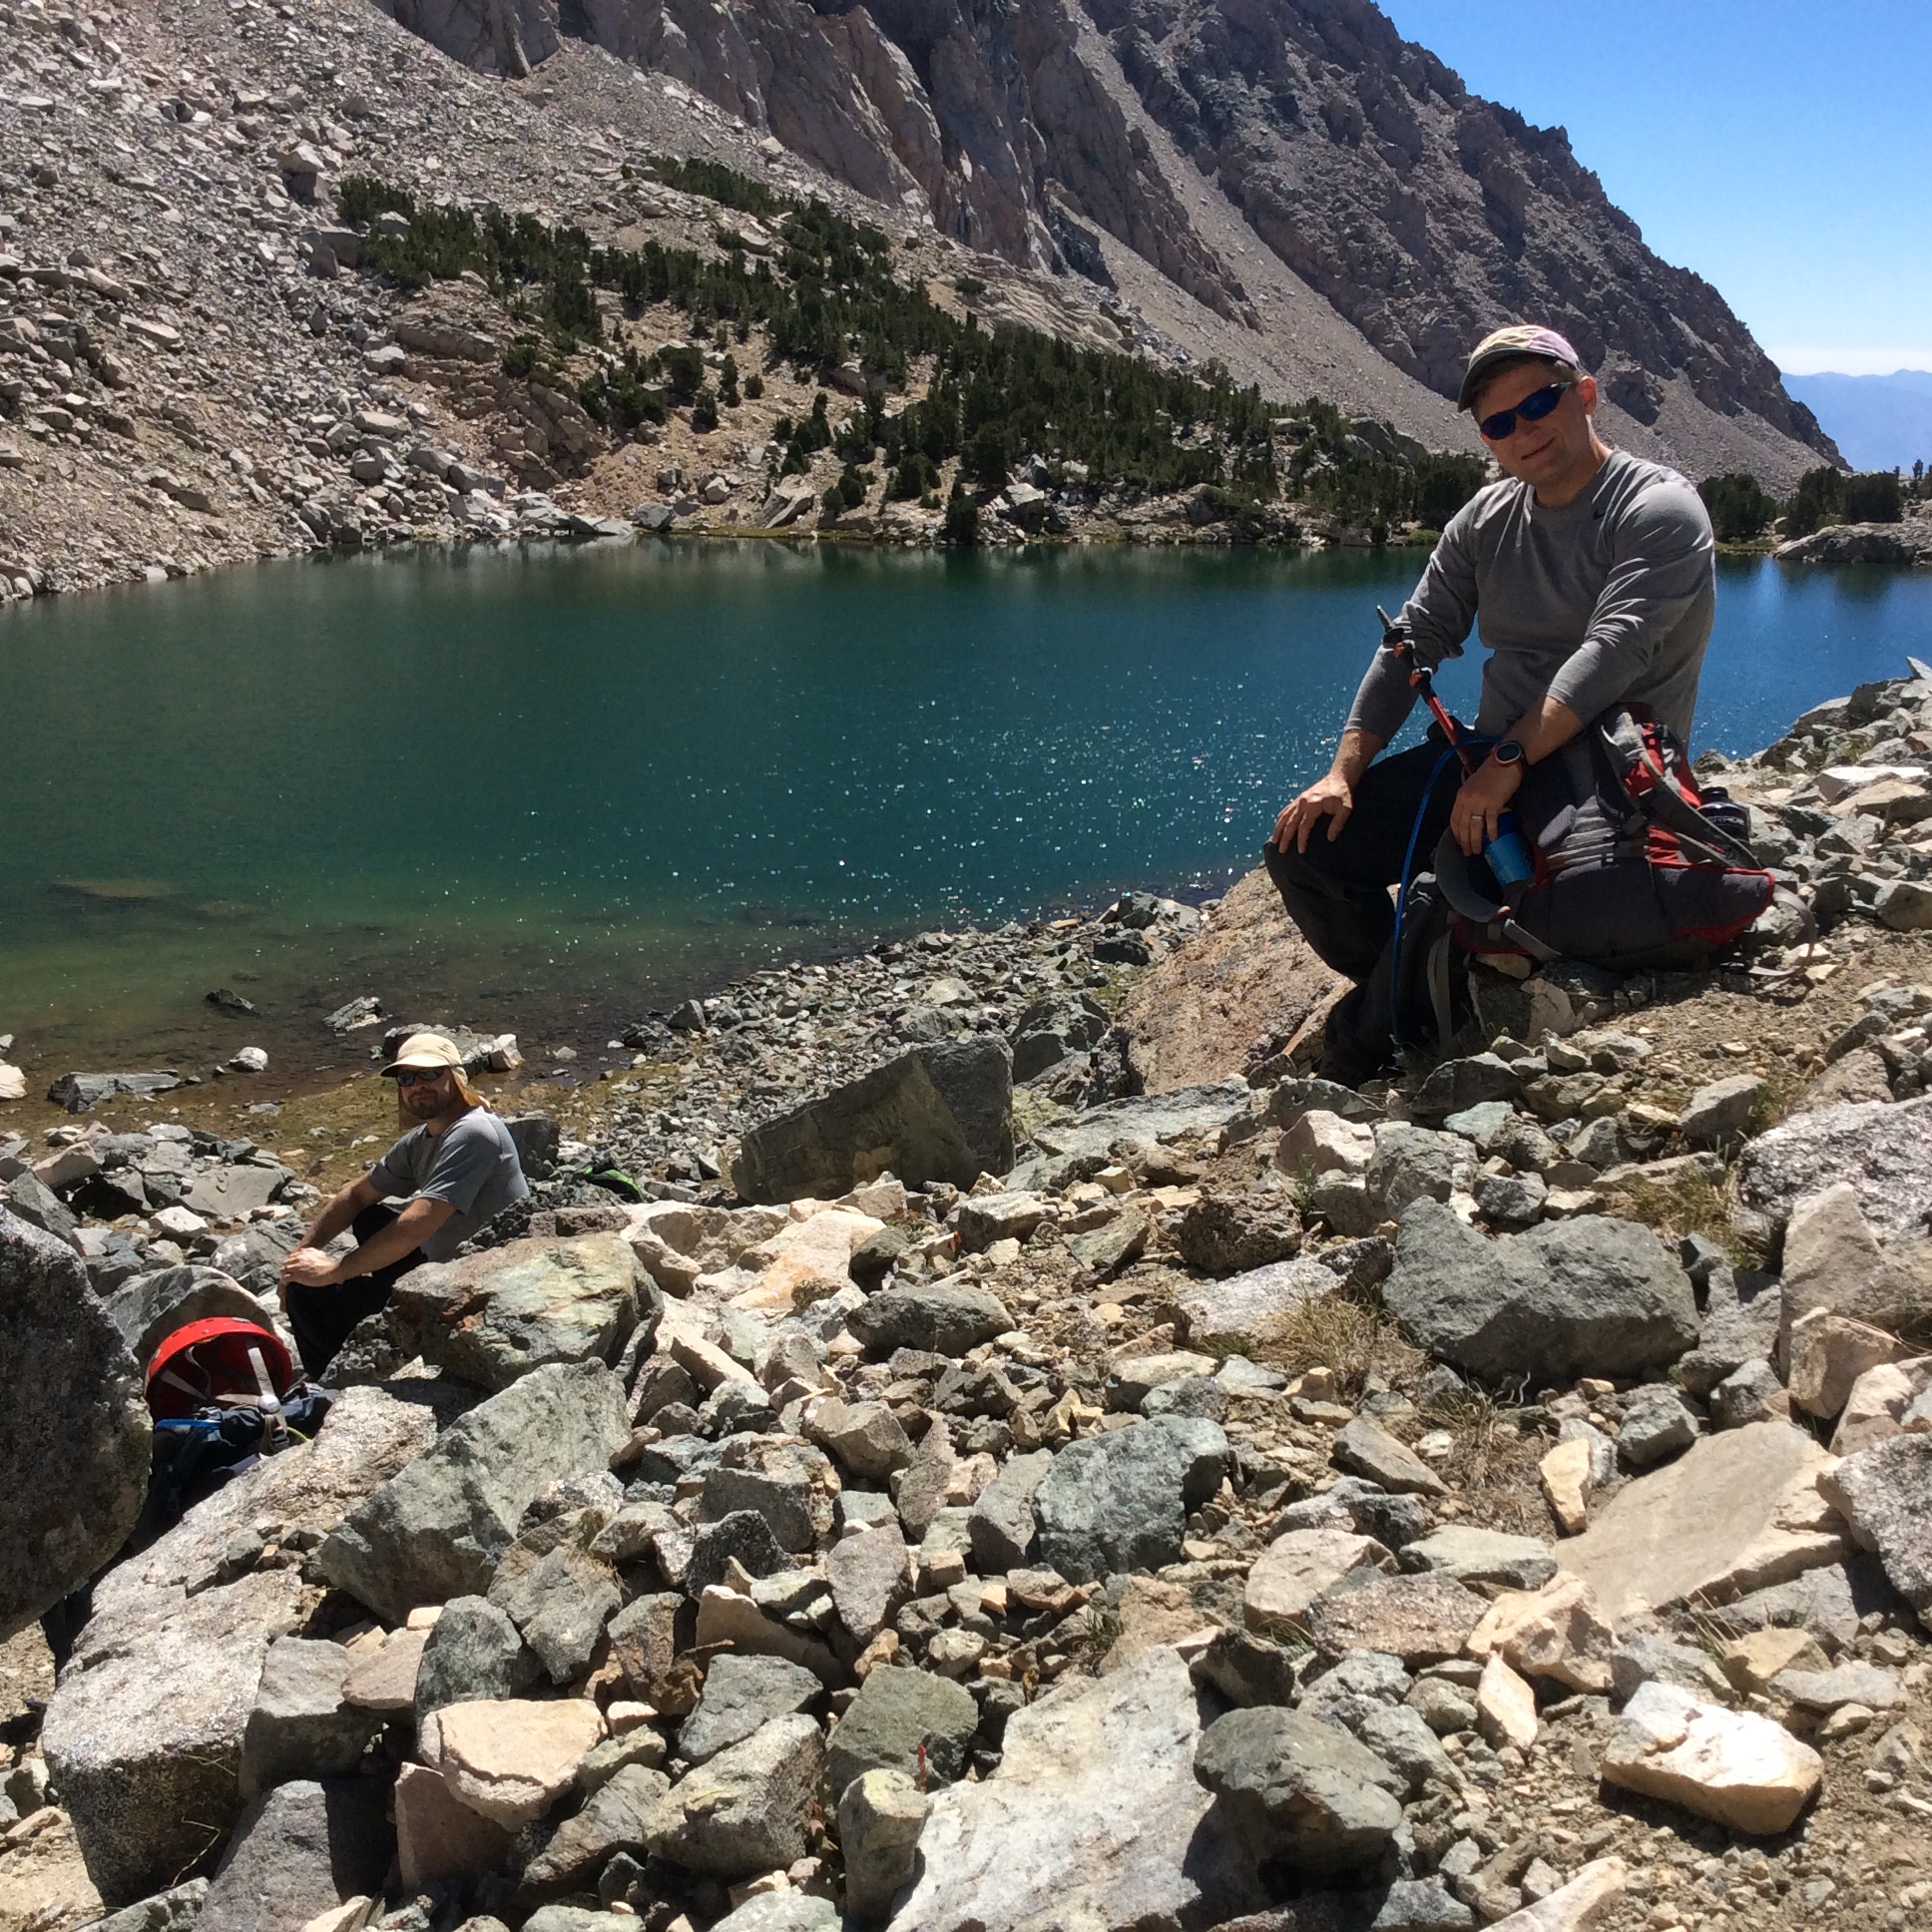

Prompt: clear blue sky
xmin=1375 ymin=0 xmax=1932 ymax=375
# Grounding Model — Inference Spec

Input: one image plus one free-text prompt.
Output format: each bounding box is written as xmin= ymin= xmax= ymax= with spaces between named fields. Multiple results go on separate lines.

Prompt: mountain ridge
xmin=376 ymin=0 xmax=1837 ymax=485
xmin=1780 ymin=370 xmax=1932 ymax=473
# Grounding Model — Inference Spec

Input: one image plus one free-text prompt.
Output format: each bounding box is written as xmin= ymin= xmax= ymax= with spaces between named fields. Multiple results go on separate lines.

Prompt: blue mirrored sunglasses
xmin=1477 ymin=380 xmax=1573 ymax=441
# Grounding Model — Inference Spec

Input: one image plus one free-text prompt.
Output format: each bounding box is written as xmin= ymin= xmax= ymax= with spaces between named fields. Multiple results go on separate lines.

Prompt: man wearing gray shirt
xmin=1265 ymin=324 xmax=1715 ymax=1082
xmin=279 ymin=1030 xmax=529 ymax=1374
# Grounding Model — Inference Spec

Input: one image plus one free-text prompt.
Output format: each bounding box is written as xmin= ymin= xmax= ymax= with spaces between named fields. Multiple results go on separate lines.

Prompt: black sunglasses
xmin=395 ymin=1067 xmax=452 ymax=1088
xmin=1478 ymin=380 xmax=1573 ymax=441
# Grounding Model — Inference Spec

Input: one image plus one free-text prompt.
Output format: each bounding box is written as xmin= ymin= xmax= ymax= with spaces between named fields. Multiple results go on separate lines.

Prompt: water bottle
xmin=1484 ymin=810 xmax=1535 ymax=891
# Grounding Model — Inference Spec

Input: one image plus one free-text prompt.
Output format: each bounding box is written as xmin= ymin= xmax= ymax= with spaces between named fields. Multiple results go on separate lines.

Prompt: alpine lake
xmin=4 ymin=539 xmax=1930 ymax=1082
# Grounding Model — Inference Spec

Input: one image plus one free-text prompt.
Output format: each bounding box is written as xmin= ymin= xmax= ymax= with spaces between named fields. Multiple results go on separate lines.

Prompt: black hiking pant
xmin=285 ymin=1203 xmax=422 ymax=1379
xmin=1262 ymin=731 xmax=1467 ymax=1082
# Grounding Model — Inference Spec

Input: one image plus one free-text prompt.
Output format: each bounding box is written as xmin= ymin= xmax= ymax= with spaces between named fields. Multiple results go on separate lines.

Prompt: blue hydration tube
xmin=1389 ymin=735 xmax=1498 ymax=1052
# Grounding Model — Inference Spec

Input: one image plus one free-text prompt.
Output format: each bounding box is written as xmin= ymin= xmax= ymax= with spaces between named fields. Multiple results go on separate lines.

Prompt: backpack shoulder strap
xmin=1598 ymin=709 xmax=1764 ymax=871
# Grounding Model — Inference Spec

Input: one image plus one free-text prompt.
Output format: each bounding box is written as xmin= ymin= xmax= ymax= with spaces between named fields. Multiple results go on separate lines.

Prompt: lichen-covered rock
xmin=317 ymin=1361 xmax=630 ymax=1622
xmin=0 ymin=1208 xmax=150 ymax=1643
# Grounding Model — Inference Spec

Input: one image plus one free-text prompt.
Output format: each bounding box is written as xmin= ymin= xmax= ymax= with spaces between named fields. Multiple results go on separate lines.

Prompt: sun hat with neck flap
xmin=1457 ymin=323 xmax=1583 ymax=412
xmin=379 ymin=1030 xmax=467 ymax=1078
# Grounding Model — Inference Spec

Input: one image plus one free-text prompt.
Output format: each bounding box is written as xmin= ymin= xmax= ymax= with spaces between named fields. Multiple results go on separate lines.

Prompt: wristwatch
xmin=1493 ymin=738 xmax=1526 ymax=767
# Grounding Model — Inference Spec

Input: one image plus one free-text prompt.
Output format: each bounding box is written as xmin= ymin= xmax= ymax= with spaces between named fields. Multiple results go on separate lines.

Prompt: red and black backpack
xmin=1432 ymin=704 xmax=1784 ymax=972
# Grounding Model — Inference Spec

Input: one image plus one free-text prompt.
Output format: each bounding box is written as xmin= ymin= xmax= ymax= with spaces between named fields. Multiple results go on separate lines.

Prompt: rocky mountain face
xmin=379 ymin=0 xmax=1837 ymax=478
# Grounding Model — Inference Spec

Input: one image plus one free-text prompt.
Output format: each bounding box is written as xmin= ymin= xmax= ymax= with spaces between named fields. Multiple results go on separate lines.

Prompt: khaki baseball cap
xmin=1458 ymin=323 xmax=1583 ymax=412
xmin=380 ymin=1030 xmax=466 ymax=1077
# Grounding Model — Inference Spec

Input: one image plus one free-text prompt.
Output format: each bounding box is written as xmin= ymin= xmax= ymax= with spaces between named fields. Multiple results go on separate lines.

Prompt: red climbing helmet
xmin=144 ymin=1316 xmax=295 ymax=1422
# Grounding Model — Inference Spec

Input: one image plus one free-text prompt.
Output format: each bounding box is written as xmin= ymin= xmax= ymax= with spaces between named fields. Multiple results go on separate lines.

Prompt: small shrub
xmin=1698 ymin=471 xmax=1777 ymax=541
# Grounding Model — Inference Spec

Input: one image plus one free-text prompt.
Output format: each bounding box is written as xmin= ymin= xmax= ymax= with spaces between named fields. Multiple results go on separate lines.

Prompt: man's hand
xmin=1451 ymin=754 xmax=1524 ymax=856
xmin=1271 ymin=770 xmax=1356 ymax=853
xmin=279 ymin=1245 xmax=339 ymax=1295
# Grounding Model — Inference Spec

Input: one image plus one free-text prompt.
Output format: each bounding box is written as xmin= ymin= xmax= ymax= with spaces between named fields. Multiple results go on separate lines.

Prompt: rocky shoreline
xmin=5 ymin=668 xmax=1932 ymax=1932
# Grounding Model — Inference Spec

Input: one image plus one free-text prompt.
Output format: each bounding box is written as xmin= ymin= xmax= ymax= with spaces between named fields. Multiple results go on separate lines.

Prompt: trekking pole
xmin=1375 ymin=606 xmax=1534 ymax=892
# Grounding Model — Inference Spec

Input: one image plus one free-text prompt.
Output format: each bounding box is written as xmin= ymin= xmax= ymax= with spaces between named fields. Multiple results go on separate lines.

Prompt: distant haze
xmin=1780 ymin=371 xmax=1932 ymax=473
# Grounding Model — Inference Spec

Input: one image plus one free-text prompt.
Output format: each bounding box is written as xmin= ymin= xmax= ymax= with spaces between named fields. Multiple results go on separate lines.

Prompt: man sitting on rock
xmin=1265 ymin=323 xmax=1716 ymax=1084
xmin=279 ymin=1031 xmax=529 ymax=1375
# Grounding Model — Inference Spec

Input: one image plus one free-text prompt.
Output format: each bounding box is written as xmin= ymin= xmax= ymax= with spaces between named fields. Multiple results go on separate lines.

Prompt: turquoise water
xmin=2 ymin=541 xmax=1928 ymax=1075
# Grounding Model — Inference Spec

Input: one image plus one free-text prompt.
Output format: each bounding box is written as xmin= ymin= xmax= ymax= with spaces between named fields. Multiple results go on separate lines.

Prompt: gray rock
xmin=45 ymin=1384 xmax=436 ymax=1896
xmin=1411 ymin=1054 xmax=1521 ymax=1120
xmin=1033 ymin=1416 xmax=1228 ymax=1583
xmin=317 ymin=1360 xmax=631 ymax=1622
xmin=48 ymin=1071 xmax=185 ymax=1113
xmin=1009 ymin=993 xmax=1110 ymax=1081
xmin=239 ymin=1638 xmax=384 ymax=1798
xmin=388 ymin=1232 xmax=654 ymax=1392
xmin=1174 ymin=1193 xmax=1303 ymax=1273
xmin=1027 ymin=1080 xmax=1252 ymax=1162
xmin=1697 ymin=1560 xmax=1884 ymax=1655
xmin=1367 ymin=1125 xmax=1473 ymax=1216
xmin=415 ymin=1596 xmax=538 ymax=1733
xmin=1473 ymin=1170 xmax=1547 ymax=1227
xmin=1405 ymin=1678 xmax=1478 ymax=1736
xmin=6 ymin=1172 xmax=81 ymax=1241
xmin=1265 ymin=1078 xmax=1387 ymax=1127
xmin=1678 ymin=1268 xmax=1781 ymax=1398
xmin=106 ymin=1265 xmax=269 ymax=1376
xmin=1618 ymin=1386 xmax=1698 ymax=1468
xmin=1776 ymin=1183 xmax=1932 ymax=1357
xmin=1353 ymin=1701 xmax=1457 ymax=1794
xmin=1195 ymin=1705 xmax=1404 ymax=1871
xmin=487 ymin=1540 xmax=621 ymax=1683
xmin=891 ymin=1647 xmax=1261 ymax=1932
xmin=1297 ymin=1652 xmax=1414 ymax=1733
xmin=1175 ymin=1256 xmax=1336 ymax=1351
xmin=687 ymin=1511 xmax=786 ymax=1594
xmin=1069 ymin=1208 xmax=1155 ymax=1279
xmin=1274 ymin=1479 xmax=1430 ymax=1551
xmin=1370 ymin=1877 xmax=1476 ymax=1930
xmin=75 ymin=1880 xmax=209 ymax=1932
xmin=206 ymin=1224 xmax=299 ymax=1299
xmin=1332 ymin=1417 xmax=1447 ymax=1498
xmin=606 ymin=1593 xmax=686 ymax=1706
xmin=804 ymin=1397 xmax=914 ymax=1481
xmin=1710 ymin=1358 xmax=1786 ymax=1429
xmin=1734 ymin=1093 xmax=1932 ymax=1242
xmin=968 ymin=1449 xmax=1052 ymax=1572
xmin=0 ymin=1208 xmax=151 ymax=1641
xmin=825 ymin=1665 xmax=979 ymax=1799
xmin=847 ymin=1281 xmax=1012 ymax=1357
xmin=826 ymin=1522 xmax=914 ymax=1645
xmin=524 ymin=1913 xmax=632 ymax=1932
xmin=1608 ymin=1632 xmax=1733 ymax=1703
xmin=731 ymin=1038 xmax=1013 ymax=1201
xmin=681 ymin=1654 xmax=820 ymax=1764
xmin=1678 ymin=1075 xmax=1766 ymax=1143
xmin=700 ymin=1438 xmax=836 ymax=1553
xmin=709 ymin=1897 xmax=839 ymax=1932
xmin=519 ymin=1762 xmax=670 ymax=1898
xmin=1305 ymin=1573 xmax=1488 ymax=1666
xmin=646 ymin=1712 xmax=824 ymax=1878
xmin=837 ymin=1767 xmax=930 ymax=1921
xmin=1819 ymin=1435 xmax=1932 ymax=1629
xmin=1773 ymin=1663 xmax=1903 ymax=1712
xmin=198 ymin=1779 xmax=391 ymax=1932
xmin=1383 ymin=1201 xmax=1698 ymax=1384
xmin=1398 ymin=1526 xmax=1556 ymax=1590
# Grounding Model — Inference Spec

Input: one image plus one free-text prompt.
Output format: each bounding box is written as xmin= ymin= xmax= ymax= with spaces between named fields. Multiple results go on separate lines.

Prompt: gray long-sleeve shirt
xmin=1345 ymin=449 xmax=1716 ymax=747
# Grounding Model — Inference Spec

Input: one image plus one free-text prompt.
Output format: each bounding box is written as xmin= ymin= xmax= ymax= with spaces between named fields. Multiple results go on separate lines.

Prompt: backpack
xmin=1431 ymin=704 xmax=1784 ymax=973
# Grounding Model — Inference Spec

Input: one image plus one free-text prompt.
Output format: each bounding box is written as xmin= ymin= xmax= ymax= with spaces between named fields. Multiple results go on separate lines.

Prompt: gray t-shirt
xmin=1345 ymin=449 xmax=1716 ymax=746
xmin=366 ymin=1109 xmax=530 ymax=1262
